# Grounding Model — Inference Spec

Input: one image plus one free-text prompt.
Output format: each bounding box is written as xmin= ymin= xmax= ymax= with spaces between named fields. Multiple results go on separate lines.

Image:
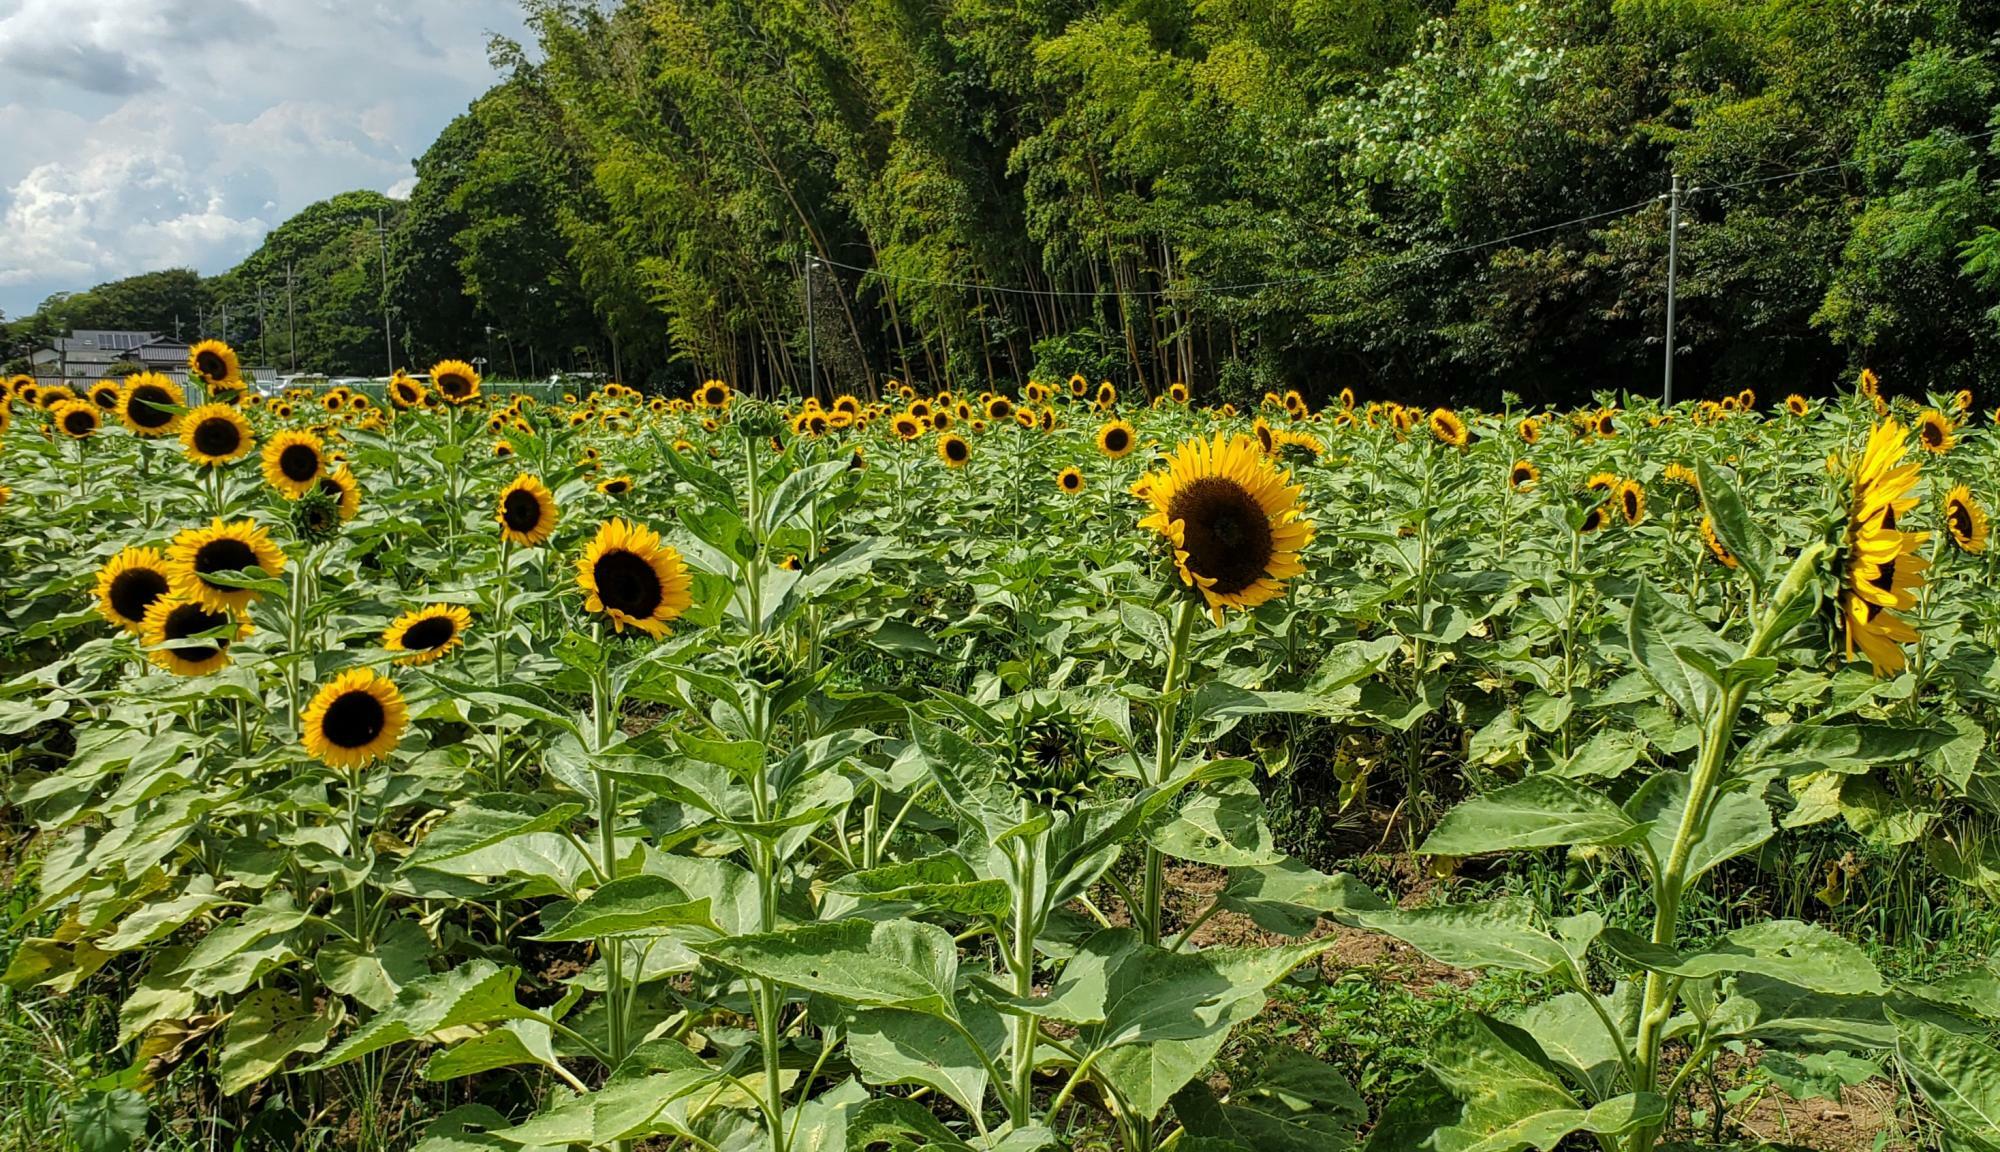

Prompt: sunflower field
xmin=1 ymin=349 xmax=1998 ymax=1152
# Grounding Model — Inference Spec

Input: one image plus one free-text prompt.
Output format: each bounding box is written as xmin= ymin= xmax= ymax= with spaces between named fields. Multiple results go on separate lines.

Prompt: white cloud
xmin=0 ymin=0 xmax=529 ymax=315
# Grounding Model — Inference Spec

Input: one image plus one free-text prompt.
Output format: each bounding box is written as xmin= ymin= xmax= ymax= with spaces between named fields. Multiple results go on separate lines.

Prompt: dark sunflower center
xmin=439 ymin=373 xmax=472 ymax=398
xmin=321 ymin=690 xmax=387 ymax=749
xmin=401 ymin=615 xmax=458 ymax=651
xmin=192 ymin=417 xmax=242 ymax=457
xmin=1923 ymin=423 xmax=1943 ymax=446
xmin=93 ymin=389 xmax=119 ymax=409
xmin=194 ymin=537 xmax=259 ymax=581
xmin=502 ymin=489 xmax=544 ymax=532
xmin=1105 ymin=428 xmax=1130 ymax=452
xmin=278 ymin=444 xmax=320 ymax=482
xmin=991 ymin=399 xmax=1012 ymax=417
xmin=64 ymin=410 xmax=95 ymax=434
xmin=128 ymin=386 xmax=175 ymax=428
xmin=1512 ymin=467 xmax=1532 ymax=484
xmin=109 ymin=567 xmax=170 ymax=622
xmin=593 ymin=549 xmax=664 ymax=618
xmin=164 ymin=602 xmax=230 ymax=659
xmin=1063 ymin=473 xmax=1079 ymax=489
xmin=946 ymin=438 xmax=968 ymax=461
xmin=1869 ymin=559 xmax=1900 ymax=595
xmin=705 ymin=387 xmax=725 ymax=404
xmin=1168 ymin=477 xmax=1274 ymax=596
xmin=1950 ymin=503 xmax=1974 ymax=539
xmin=195 ymin=350 xmax=229 ymax=380
xmin=1623 ymin=492 xmax=1640 ymax=517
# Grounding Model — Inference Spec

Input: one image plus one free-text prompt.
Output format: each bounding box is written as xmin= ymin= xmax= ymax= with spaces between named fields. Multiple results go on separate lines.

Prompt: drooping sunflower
xmin=187 ymin=340 xmax=241 ymax=389
xmin=577 ymin=519 xmax=693 ymax=637
xmin=1136 ymin=433 xmax=1315 ymax=617
xmin=167 ymin=519 xmax=287 ymax=611
xmin=53 ymin=399 xmax=100 ymax=438
xmin=1842 ymin=421 xmax=1927 ymax=676
xmin=302 ymin=668 xmax=408 ymax=769
xmin=119 ymin=374 xmax=184 ymax=436
xmin=1914 ymin=409 xmax=1953 ymax=454
xmin=1616 ymin=479 xmax=1646 ymax=525
xmin=429 ymin=359 xmax=482 ymax=406
xmin=383 ymin=604 xmax=472 ymax=666
xmin=497 ymin=474 xmax=559 ymax=546
xmin=1944 ymin=484 xmax=1988 ymax=554
xmin=937 ymin=432 xmax=972 ymax=468
xmin=1698 ymin=516 xmax=1739 ymax=568
xmin=180 ymin=403 xmax=254 ymax=466
xmin=1508 ymin=459 xmax=1538 ymax=491
xmin=320 ymin=467 xmax=363 ymax=521
xmin=260 ymin=430 xmax=326 ymax=498
xmin=1057 ymin=466 xmax=1085 ymax=494
xmin=597 ymin=475 xmax=634 ymax=497
xmin=94 ymin=546 xmax=173 ymax=633
xmin=1096 ymin=419 xmax=1137 ymax=459
xmin=1662 ymin=463 xmax=1700 ymax=491
xmin=1785 ymin=394 xmax=1809 ymax=417
xmin=1429 ymin=407 xmax=1468 ymax=448
xmin=141 ymin=597 xmax=249 ymax=676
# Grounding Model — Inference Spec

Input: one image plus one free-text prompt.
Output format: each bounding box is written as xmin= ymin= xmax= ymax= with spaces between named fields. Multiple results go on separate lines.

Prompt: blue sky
xmin=0 ymin=0 xmax=530 ymax=319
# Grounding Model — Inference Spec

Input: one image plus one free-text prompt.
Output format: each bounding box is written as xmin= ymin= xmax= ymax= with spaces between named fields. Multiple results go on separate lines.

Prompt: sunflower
xmin=94 ymin=546 xmax=173 ymax=633
xmin=1580 ymin=504 xmax=1610 ymax=534
xmin=320 ymin=467 xmax=362 ymax=521
xmin=141 ymin=597 xmax=248 ymax=676
xmin=937 ymin=432 xmax=972 ymax=468
xmin=597 ymin=475 xmax=634 ymax=497
xmin=931 ymin=410 xmax=953 ymax=431
xmin=302 ymin=668 xmax=408 ymax=769
xmin=1014 ymin=407 xmax=1037 ymax=429
xmin=1737 ymin=389 xmax=1756 ymax=410
xmin=497 ymin=474 xmax=559 ymax=546
xmin=1057 ymin=466 xmax=1085 ymax=494
xmin=1663 ymin=463 xmax=1700 ymax=491
xmin=696 ymin=380 xmax=732 ymax=409
xmin=180 ymin=403 xmax=254 ymax=466
xmin=1095 ymin=382 xmax=1117 ymax=410
xmin=1167 ymin=382 xmax=1190 ymax=404
xmin=1842 ymin=421 xmax=1927 ymax=676
xmin=36 ymin=384 xmax=75 ymax=410
xmin=1508 ymin=459 xmax=1538 ymax=491
xmin=1136 ymin=433 xmax=1314 ymax=617
xmin=1337 ymin=387 xmax=1356 ymax=410
xmin=1952 ymin=388 xmax=1973 ymax=415
xmin=494 ymin=439 xmax=515 ymax=458
xmin=86 ymin=380 xmax=121 ymax=411
xmin=1518 ymin=417 xmax=1541 ymax=443
xmin=1696 ymin=516 xmax=1739 ymax=568
xmin=985 ymin=395 xmax=1014 ymax=421
xmin=1595 ymin=410 xmax=1618 ymax=437
xmin=1945 ymin=485 xmax=1988 ymax=554
xmin=260 ymin=430 xmax=326 ymax=498
xmin=1914 ymin=409 xmax=1953 ymax=454
xmin=383 ymin=604 xmax=472 ymax=666
xmin=187 ymin=340 xmax=241 ymax=389
xmin=1785 ymin=394 xmax=1809 ymax=417
xmin=167 ymin=519 xmax=287 ymax=611
xmin=577 ymin=519 xmax=692 ymax=637
xmin=1040 ymin=408 xmax=1057 ymax=432
xmin=1252 ymin=417 xmax=1278 ymax=456
xmin=1616 ymin=479 xmax=1646 ymax=525
xmin=1282 ymin=389 xmax=1306 ymax=417
xmin=1586 ymin=472 xmax=1619 ymax=494
xmin=388 ymin=374 xmax=427 ymax=410
xmin=1429 ymin=408 xmax=1468 ymax=448
xmin=53 ymin=399 xmax=100 ymax=438
xmin=1858 ymin=368 xmax=1881 ymax=401
xmin=424 ymin=359 xmax=479 ymax=406
xmin=1068 ymin=374 xmax=1089 ymax=397
xmin=1096 ymin=419 xmax=1137 ymax=459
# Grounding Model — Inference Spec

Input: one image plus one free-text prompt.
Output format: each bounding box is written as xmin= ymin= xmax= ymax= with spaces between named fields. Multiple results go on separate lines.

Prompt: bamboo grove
xmin=0 ymin=343 xmax=1998 ymax=1150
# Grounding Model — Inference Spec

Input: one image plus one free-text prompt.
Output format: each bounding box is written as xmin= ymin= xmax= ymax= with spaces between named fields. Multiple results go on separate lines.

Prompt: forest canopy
xmin=9 ymin=0 xmax=2000 ymax=407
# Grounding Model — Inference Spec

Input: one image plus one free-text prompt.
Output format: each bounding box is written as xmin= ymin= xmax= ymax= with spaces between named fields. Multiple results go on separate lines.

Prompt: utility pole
xmin=257 ymin=287 xmax=268 ymax=371
xmin=1662 ymin=174 xmax=1681 ymax=408
xmin=804 ymin=254 xmax=817 ymax=400
xmin=285 ymin=261 xmax=297 ymax=372
xmin=375 ymin=208 xmax=394 ymax=378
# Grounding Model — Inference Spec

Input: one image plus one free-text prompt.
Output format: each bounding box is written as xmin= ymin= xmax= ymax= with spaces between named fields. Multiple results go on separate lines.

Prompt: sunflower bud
xmin=740 ymin=637 xmax=795 ymax=689
xmin=291 ymin=484 xmax=343 ymax=544
xmin=733 ymin=400 xmax=785 ymax=442
xmin=1005 ymin=695 xmax=1094 ymax=812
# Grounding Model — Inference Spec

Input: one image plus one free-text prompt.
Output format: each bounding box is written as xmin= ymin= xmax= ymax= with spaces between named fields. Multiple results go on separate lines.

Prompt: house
xmin=28 ymin=330 xmax=271 ymax=385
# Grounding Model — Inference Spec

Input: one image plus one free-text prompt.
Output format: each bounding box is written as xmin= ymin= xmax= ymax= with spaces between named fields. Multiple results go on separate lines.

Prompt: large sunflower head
xmin=1096 ymin=419 xmax=1137 ymax=459
xmin=141 ymin=596 xmax=249 ymax=676
xmin=892 ymin=413 xmax=923 ymax=440
xmin=383 ymin=604 xmax=472 ymax=666
xmin=53 ymin=399 xmax=101 ymax=439
xmin=1429 ymin=407 xmax=1468 ymax=448
xmin=1136 ymin=433 xmax=1314 ymax=617
xmin=1842 ymin=421 xmax=1927 ymax=676
xmin=696 ymin=380 xmax=732 ymax=409
xmin=260 ymin=430 xmax=326 ymax=498
xmin=1945 ymin=484 xmax=1988 ymax=554
xmin=1508 ymin=459 xmax=1538 ymax=491
xmin=577 ymin=518 xmax=692 ymax=637
xmin=302 ymin=668 xmax=409 ymax=770
xmin=188 ymin=340 xmax=241 ymax=389
xmin=389 ymin=374 xmax=427 ymax=410
xmin=120 ymin=374 xmax=185 ymax=436
xmin=430 ymin=360 xmax=482 ymax=405
xmin=1914 ymin=409 xmax=1953 ymax=454
xmin=1616 ymin=479 xmax=1646 ymax=525
xmin=497 ymin=474 xmax=559 ymax=546
xmin=181 ymin=403 xmax=254 ymax=466
xmin=937 ymin=432 xmax=971 ymax=468
xmin=95 ymin=546 xmax=173 ymax=634
xmin=1168 ymin=382 xmax=1190 ymax=404
xmin=167 ymin=518 xmax=287 ymax=611
xmin=319 ymin=467 xmax=363 ymax=521
xmin=985 ymin=395 xmax=1014 ymax=421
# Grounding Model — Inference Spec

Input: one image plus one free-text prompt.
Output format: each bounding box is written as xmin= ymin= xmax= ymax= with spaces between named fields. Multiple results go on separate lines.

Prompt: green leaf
xmin=1626 ymin=581 xmax=1737 ymax=720
xmin=310 ymin=961 xmax=533 ymax=1070
xmin=696 ymin=919 xmax=959 ymax=1018
xmin=831 ymin=854 xmax=1012 ymax=918
xmin=1419 ymin=778 xmax=1644 ymax=856
xmin=66 ymin=1089 xmax=149 ymax=1152
xmin=1218 ymin=860 xmax=1388 ymax=937
xmin=1626 ymin=772 xmax=1773 ymax=885
xmin=423 ymin=1021 xmax=564 ymax=1082
xmin=533 ymin=876 xmax=715 ymax=941
xmin=845 ymin=1001 xmax=1005 ymax=1118
xmin=1172 ymin=1047 xmax=1366 ymax=1152
xmin=1738 ymin=722 xmax=1951 ymax=778
xmin=218 ymin=988 xmax=336 ymax=1094
xmin=1425 ymin=1013 xmax=1665 ymax=1152
xmin=1598 ymin=921 xmax=1885 ymax=995
xmin=491 ymin=1070 xmax=720 ymax=1146
xmin=1709 ymin=974 xmax=1894 ymax=1052
xmin=1355 ymin=899 xmax=1586 ymax=982
xmin=1508 ymin=987 xmax=1637 ymax=1100
xmin=1894 ymin=1013 xmax=2000 ymax=1150
xmin=1696 ymin=459 xmax=1773 ymax=589
xmin=405 ymin=794 xmax=585 ymax=869
xmin=1148 ymin=779 xmax=1282 ymax=866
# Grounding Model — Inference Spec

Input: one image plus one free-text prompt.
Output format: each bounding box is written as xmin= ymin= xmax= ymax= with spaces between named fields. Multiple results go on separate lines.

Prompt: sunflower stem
xmin=1141 ymin=596 xmax=1200 ymax=945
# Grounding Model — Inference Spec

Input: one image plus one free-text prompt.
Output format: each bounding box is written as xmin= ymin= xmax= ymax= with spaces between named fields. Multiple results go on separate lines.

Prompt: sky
xmin=0 ymin=0 xmax=531 ymax=319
